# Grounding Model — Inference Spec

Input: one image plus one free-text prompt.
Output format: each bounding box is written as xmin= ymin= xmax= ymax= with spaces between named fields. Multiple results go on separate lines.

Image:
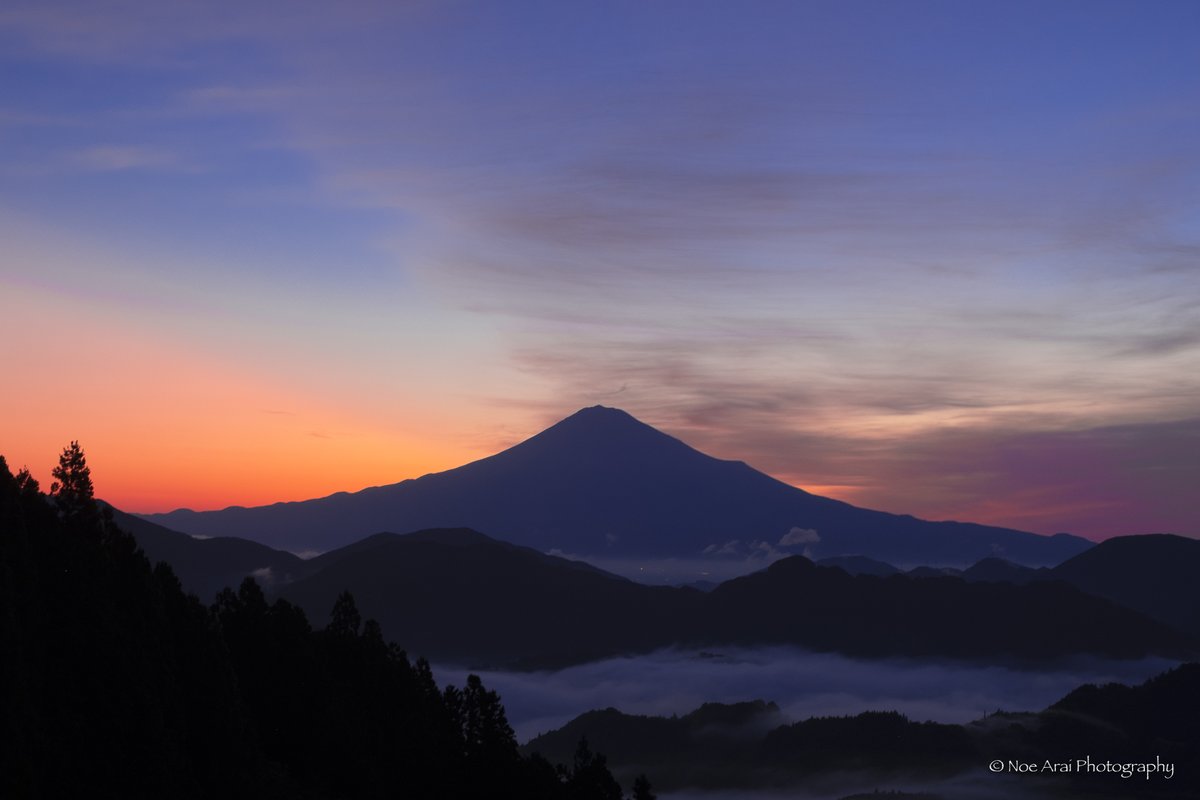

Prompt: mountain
xmin=906 ymin=565 xmax=963 ymax=578
xmin=108 ymin=506 xmax=312 ymax=601
xmin=143 ymin=406 xmax=1092 ymax=568
xmin=704 ymin=556 xmax=1194 ymax=661
xmin=960 ymin=557 xmax=1045 ymax=585
xmin=278 ymin=528 xmax=699 ymax=667
xmin=1049 ymin=534 xmax=1200 ymax=637
xmin=278 ymin=528 xmax=1193 ymax=667
xmin=817 ymin=555 xmax=902 ymax=577
xmin=907 ymin=534 xmax=1200 ymax=638
xmin=523 ymin=701 xmax=787 ymax=788
xmin=527 ymin=705 xmax=973 ymax=791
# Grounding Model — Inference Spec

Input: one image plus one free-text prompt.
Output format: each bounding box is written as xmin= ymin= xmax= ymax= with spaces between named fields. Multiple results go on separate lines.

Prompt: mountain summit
xmin=142 ymin=406 xmax=1090 ymax=569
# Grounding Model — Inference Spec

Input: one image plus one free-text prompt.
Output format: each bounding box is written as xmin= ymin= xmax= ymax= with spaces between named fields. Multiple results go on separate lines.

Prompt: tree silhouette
xmin=49 ymin=440 xmax=96 ymax=523
xmin=329 ymin=590 xmax=362 ymax=637
xmin=566 ymin=737 xmax=623 ymax=800
xmin=631 ymin=773 xmax=656 ymax=800
xmin=461 ymin=673 xmax=517 ymax=757
xmin=2 ymin=445 xmax=639 ymax=799
xmin=13 ymin=466 xmax=39 ymax=496
xmin=50 ymin=440 xmax=92 ymax=500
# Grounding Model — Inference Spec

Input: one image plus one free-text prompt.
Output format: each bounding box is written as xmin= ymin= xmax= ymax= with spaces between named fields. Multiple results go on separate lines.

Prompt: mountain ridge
xmin=275 ymin=527 xmax=1194 ymax=668
xmin=142 ymin=406 xmax=1093 ymax=570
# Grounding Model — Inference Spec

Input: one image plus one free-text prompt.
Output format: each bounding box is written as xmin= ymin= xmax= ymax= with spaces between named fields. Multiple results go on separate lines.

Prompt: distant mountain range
xmin=117 ymin=523 xmax=1186 ymax=668
xmin=117 ymin=511 xmax=1200 ymax=655
xmin=109 ymin=507 xmax=312 ymax=600
xmin=900 ymin=534 xmax=1200 ymax=638
xmin=141 ymin=406 xmax=1091 ymax=569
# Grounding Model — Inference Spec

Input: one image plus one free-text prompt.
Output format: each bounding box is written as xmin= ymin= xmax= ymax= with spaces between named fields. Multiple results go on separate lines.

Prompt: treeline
xmin=0 ymin=446 xmax=643 ymax=799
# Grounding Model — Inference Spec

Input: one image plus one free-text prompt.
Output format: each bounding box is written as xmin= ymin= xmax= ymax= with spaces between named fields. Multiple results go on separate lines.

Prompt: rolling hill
xmin=109 ymin=506 xmax=311 ymax=601
xmin=277 ymin=528 xmax=1193 ymax=668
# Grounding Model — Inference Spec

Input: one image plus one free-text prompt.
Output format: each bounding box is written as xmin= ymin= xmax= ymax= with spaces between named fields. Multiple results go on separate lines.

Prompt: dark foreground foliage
xmin=0 ymin=449 xmax=629 ymax=799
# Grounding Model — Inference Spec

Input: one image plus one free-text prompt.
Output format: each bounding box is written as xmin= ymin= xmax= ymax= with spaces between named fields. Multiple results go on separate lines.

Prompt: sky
xmin=2 ymin=1 xmax=1197 ymax=539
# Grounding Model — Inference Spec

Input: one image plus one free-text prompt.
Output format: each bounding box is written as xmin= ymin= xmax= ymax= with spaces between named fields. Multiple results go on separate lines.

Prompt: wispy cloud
xmin=2 ymin=1 xmax=1197 ymax=532
xmin=69 ymin=145 xmax=184 ymax=172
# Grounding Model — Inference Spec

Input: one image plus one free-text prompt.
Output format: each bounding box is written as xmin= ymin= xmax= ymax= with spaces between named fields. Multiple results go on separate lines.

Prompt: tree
xmin=566 ymin=738 xmax=623 ymax=800
xmin=631 ymin=774 xmax=656 ymax=800
xmin=13 ymin=465 xmax=39 ymax=496
xmin=329 ymin=591 xmax=362 ymax=637
xmin=461 ymin=673 xmax=517 ymax=757
xmin=49 ymin=441 xmax=96 ymax=523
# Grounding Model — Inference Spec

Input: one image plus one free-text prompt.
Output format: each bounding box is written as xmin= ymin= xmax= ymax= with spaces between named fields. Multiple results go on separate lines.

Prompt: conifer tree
xmin=631 ymin=774 xmax=656 ymax=800
xmin=49 ymin=441 xmax=96 ymax=523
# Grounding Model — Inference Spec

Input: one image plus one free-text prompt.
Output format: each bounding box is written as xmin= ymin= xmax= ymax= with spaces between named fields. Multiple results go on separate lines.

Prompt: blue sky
xmin=2 ymin=1 xmax=1197 ymax=537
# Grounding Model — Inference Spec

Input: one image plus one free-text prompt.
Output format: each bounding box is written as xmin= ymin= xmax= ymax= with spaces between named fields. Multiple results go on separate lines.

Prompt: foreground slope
xmin=145 ymin=406 xmax=1091 ymax=567
xmin=0 ymin=454 xmax=628 ymax=800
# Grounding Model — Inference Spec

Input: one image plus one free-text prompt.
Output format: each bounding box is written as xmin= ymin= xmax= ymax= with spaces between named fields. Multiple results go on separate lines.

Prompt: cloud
xmin=3 ymin=0 xmax=1198 ymax=543
xmin=432 ymin=646 xmax=1180 ymax=744
xmin=779 ymin=528 xmax=820 ymax=547
xmin=69 ymin=145 xmax=183 ymax=172
xmin=702 ymin=539 xmax=742 ymax=556
xmin=841 ymin=417 xmax=1200 ymax=539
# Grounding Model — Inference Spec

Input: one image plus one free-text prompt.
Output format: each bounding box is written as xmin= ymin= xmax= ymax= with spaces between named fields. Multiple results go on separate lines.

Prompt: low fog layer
xmin=436 ymin=646 xmax=1179 ymax=742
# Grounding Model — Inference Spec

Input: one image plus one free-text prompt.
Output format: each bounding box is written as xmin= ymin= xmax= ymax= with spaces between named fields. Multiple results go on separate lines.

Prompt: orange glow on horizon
xmin=2 ymin=286 xmax=497 ymax=513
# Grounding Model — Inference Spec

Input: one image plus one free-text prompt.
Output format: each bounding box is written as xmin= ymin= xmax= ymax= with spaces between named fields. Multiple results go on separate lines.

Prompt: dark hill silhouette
xmin=1049 ymin=534 xmax=1200 ymax=637
xmin=908 ymin=534 xmax=1200 ymax=638
xmin=1 ymin=451 xmax=629 ymax=800
xmin=108 ymin=505 xmax=313 ymax=601
xmin=143 ymin=406 xmax=1091 ymax=567
xmin=960 ymin=557 xmax=1045 ymax=584
xmin=277 ymin=529 xmax=1194 ymax=667
xmin=279 ymin=528 xmax=700 ymax=667
xmin=906 ymin=565 xmax=963 ymax=578
xmin=817 ymin=555 xmax=901 ymax=576
xmin=708 ymin=556 xmax=1194 ymax=661
xmin=524 ymin=701 xmax=785 ymax=788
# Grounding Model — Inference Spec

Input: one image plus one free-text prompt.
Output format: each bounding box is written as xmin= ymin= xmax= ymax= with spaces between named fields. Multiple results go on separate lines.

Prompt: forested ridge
xmin=0 ymin=445 xmax=645 ymax=799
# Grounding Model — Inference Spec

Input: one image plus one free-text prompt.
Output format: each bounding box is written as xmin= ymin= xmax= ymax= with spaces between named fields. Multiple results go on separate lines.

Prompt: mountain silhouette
xmin=143 ymin=406 xmax=1091 ymax=567
xmin=278 ymin=527 xmax=699 ymax=667
xmin=108 ymin=505 xmax=311 ymax=600
xmin=1048 ymin=534 xmax=1200 ymax=637
xmin=703 ymin=553 xmax=1193 ymax=661
xmin=960 ymin=557 xmax=1045 ymax=585
xmin=276 ymin=528 xmax=1193 ymax=667
xmin=906 ymin=534 xmax=1200 ymax=638
xmin=817 ymin=555 xmax=902 ymax=577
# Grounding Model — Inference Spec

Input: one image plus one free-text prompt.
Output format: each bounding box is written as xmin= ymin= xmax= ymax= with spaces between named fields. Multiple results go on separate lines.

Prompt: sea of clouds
xmin=435 ymin=646 xmax=1180 ymax=743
